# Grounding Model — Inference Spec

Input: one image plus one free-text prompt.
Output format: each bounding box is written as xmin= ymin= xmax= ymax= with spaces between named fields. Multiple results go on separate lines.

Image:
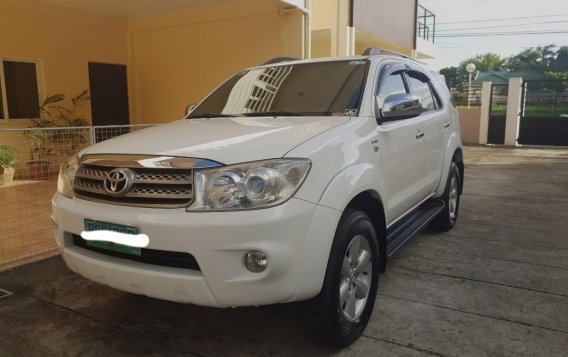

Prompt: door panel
xmin=378 ymin=116 xmax=427 ymax=224
xmin=421 ymin=111 xmax=446 ymax=193
xmin=404 ymin=69 xmax=446 ymax=195
xmin=375 ymin=62 xmax=427 ymax=224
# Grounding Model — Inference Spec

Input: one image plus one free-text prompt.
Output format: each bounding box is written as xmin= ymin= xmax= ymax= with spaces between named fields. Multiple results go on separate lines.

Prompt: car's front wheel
xmin=305 ymin=209 xmax=380 ymax=347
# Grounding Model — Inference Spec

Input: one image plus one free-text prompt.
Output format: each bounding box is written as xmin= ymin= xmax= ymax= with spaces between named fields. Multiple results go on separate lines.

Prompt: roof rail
xmin=263 ymin=57 xmax=298 ymax=65
xmin=362 ymin=47 xmax=414 ymax=60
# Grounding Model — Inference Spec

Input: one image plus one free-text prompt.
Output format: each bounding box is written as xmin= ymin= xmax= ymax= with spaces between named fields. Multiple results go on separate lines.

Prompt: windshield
xmin=188 ymin=60 xmax=369 ymax=118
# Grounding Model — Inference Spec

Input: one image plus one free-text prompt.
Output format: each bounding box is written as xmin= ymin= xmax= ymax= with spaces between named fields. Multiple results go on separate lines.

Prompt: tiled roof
xmin=473 ymin=70 xmax=544 ymax=84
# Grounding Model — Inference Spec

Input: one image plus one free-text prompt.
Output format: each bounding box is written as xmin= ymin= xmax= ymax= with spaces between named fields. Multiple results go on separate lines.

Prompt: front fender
xmin=318 ymin=163 xmax=386 ymax=211
xmin=290 ymin=163 xmax=385 ymax=299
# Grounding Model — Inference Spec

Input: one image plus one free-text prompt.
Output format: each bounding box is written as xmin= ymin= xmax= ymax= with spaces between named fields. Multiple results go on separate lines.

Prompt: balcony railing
xmin=417 ymin=4 xmax=436 ymax=43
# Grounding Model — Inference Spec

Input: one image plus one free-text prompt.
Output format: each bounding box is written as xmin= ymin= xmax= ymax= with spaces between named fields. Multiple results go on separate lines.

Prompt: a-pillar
xmin=505 ymin=77 xmax=523 ymax=146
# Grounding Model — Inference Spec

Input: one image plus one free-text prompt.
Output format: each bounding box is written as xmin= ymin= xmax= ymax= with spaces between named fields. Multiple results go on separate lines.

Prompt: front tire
xmin=430 ymin=162 xmax=461 ymax=232
xmin=305 ymin=209 xmax=380 ymax=347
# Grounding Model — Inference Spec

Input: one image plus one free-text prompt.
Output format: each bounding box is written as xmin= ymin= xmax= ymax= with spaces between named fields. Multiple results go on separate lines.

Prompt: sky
xmin=419 ymin=0 xmax=568 ymax=70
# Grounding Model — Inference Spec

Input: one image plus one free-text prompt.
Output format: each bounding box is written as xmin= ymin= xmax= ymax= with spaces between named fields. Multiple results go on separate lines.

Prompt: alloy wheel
xmin=339 ymin=235 xmax=373 ymax=321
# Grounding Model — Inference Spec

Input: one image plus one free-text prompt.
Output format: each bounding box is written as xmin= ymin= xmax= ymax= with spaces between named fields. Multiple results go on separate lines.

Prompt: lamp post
xmin=466 ymin=63 xmax=476 ymax=108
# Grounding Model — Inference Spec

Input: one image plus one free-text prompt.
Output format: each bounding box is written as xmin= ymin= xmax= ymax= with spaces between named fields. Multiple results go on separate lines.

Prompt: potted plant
xmin=25 ymin=91 xmax=91 ymax=179
xmin=26 ymin=94 xmax=62 ymax=180
xmin=0 ymin=145 xmax=17 ymax=185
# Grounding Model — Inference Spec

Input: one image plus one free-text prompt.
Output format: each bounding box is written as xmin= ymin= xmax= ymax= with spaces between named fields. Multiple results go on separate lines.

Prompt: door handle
xmin=443 ymin=122 xmax=451 ymax=129
xmin=416 ymin=131 xmax=425 ymax=139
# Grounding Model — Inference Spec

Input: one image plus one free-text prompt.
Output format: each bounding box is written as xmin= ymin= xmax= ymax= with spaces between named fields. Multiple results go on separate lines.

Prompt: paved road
xmin=1 ymin=146 xmax=568 ymax=356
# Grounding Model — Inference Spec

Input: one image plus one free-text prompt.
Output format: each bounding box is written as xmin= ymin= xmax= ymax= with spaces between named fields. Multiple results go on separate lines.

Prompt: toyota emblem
xmin=104 ymin=168 xmax=135 ymax=196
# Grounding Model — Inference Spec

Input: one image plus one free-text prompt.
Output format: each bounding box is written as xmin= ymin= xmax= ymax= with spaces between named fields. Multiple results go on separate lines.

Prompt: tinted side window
xmin=427 ymin=76 xmax=444 ymax=109
xmin=376 ymin=72 xmax=407 ymax=108
xmin=406 ymin=72 xmax=436 ymax=112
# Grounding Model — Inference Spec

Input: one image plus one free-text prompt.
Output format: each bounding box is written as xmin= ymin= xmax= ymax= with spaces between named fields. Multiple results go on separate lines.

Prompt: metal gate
xmin=518 ymin=79 xmax=568 ymax=146
xmin=487 ymin=84 xmax=508 ymax=144
xmin=0 ymin=124 xmax=156 ymax=270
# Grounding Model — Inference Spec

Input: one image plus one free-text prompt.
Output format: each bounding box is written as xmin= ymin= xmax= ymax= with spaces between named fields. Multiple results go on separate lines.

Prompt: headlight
xmin=189 ymin=159 xmax=311 ymax=211
xmin=57 ymin=154 xmax=80 ymax=198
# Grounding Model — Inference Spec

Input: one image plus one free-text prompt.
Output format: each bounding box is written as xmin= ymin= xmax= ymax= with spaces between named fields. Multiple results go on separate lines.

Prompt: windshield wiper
xmin=241 ymin=111 xmax=302 ymax=117
xmin=188 ymin=113 xmax=238 ymax=119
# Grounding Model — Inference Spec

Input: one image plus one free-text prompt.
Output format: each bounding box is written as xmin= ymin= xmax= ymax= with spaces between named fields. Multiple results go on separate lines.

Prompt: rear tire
xmin=430 ymin=162 xmax=461 ymax=232
xmin=304 ymin=209 xmax=380 ymax=347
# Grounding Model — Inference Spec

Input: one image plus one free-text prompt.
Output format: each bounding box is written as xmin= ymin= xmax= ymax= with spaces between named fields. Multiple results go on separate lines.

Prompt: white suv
xmin=52 ymin=49 xmax=463 ymax=346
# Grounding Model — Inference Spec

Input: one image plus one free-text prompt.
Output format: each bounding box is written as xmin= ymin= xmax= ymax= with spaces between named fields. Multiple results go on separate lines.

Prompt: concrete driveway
xmin=1 ymin=146 xmax=567 ymax=356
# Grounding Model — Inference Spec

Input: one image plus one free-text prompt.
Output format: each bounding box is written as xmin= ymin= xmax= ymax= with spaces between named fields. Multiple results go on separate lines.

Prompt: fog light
xmin=244 ymin=250 xmax=268 ymax=273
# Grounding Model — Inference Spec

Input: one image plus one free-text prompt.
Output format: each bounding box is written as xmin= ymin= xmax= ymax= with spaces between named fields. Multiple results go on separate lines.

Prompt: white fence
xmin=0 ymin=124 xmax=156 ymax=269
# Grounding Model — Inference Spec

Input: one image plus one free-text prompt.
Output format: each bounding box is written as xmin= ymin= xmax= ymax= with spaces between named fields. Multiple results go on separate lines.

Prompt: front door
xmin=375 ymin=63 xmax=426 ymax=224
xmin=378 ymin=118 xmax=427 ymax=224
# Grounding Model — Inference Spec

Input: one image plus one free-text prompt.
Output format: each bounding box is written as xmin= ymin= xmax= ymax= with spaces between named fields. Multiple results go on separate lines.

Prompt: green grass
xmin=456 ymin=105 xmax=481 ymax=109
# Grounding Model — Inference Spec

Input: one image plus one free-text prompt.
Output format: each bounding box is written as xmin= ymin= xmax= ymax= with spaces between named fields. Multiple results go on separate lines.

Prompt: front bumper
xmin=52 ymin=193 xmax=341 ymax=307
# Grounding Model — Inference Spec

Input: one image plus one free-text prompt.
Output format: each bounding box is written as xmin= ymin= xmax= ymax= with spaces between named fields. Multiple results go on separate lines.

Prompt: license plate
xmin=83 ymin=219 xmax=141 ymax=256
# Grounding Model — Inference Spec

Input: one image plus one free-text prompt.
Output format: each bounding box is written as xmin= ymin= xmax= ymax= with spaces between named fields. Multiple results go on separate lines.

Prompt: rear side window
xmin=431 ymin=74 xmax=453 ymax=108
xmin=406 ymin=72 xmax=437 ymax=112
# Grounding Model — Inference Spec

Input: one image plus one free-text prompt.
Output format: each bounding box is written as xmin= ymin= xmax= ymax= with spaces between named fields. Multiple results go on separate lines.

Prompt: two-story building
xmin=0 ymin=0 xmax=436 ymax=127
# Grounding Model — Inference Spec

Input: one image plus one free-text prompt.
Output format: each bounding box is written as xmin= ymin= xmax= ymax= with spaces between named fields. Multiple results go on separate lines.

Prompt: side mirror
xmin=185 ymin=104 xmax=197 ymax=117
xmin=380 ymin=94 xmax=422 ymax=121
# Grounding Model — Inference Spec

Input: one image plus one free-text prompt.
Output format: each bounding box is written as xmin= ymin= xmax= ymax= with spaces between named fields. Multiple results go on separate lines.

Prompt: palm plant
xmin=25 ymin=91 xmax=91 ymax=179
xmin=27 ymin=94 xmax=62 ymax=162
xmin=54 ymin=89 xmax=91 ymax=156
xmin=536 ymin=45 xmax=556 ymax=69
xmin=54 ymin=89 xmax=90 ymax=127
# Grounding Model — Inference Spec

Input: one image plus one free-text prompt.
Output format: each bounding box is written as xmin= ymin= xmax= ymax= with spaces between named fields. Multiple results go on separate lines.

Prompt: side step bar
xmin=386 ymin=199 xmax=445 ymax=257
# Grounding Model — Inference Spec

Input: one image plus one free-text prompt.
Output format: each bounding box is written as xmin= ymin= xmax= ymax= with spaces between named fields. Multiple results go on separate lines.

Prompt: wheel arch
xmin=437 ymin=132 xmax=463 ymax=195
xmin=345 ymin=190 xmax=387 ymax=273
xmin=318 ymin=163 xmax=388 ymax=272
xmin=451 ymin=147 xmax=464 ymax=194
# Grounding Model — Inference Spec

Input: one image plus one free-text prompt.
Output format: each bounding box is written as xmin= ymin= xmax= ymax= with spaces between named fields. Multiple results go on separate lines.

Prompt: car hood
xmin=81 ymin=116 xmax=350 ymax=164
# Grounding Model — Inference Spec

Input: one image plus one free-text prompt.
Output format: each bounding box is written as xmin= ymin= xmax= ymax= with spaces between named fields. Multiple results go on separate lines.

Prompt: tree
xmin=553 ymin=46 xmax=568 ymax=71
xmin=536 ymin=45 xmax=556 ymax=68
xmin=439 ymin=66 xmax=466 ymax=89
xmin=502 ymin=45 xmax=559 ymax=71
xmin=439 ymin=45 xmax=568 ymax=87
xmin=545 ymin=72 xmax=568 ymax=80
xmin=505 ymin=48 xmax=539 ymax=70
xmin=439 ymin=53 xmax=504 ymax=88
xmin=544 ymin=71 xmax=568 ymax=92
xmin=459 ymin=53 xmax=504 ymax=72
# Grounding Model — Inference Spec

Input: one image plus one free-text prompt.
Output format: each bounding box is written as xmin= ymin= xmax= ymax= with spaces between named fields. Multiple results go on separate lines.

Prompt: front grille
xmin=73 ymin=164 xmax=194 ymax=208
xmin=72 ymin=235 xmax=201 ymax=271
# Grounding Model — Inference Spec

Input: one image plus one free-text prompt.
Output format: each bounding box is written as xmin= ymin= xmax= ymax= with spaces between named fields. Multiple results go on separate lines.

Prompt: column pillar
xmin=505 ymin=77 xmax=523 ymax=146
xmin=478 ymin=81 xmax=492 ymax=144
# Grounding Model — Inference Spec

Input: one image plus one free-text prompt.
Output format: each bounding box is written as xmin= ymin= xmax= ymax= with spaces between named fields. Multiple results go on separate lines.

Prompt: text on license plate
xmin=83 ymin=219 xmax=141 ymax=256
